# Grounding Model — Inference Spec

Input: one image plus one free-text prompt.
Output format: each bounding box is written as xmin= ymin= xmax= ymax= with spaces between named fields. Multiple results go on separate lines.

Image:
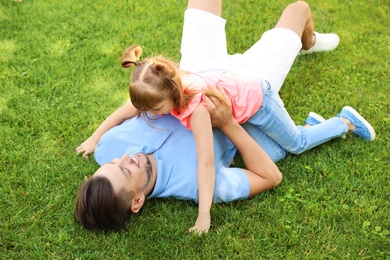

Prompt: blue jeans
xmin=245 ymin=80 xmax=348 ymax=160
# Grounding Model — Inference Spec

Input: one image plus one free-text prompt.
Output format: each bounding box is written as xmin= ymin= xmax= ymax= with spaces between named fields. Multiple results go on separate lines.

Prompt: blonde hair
xmin=121 ymin=45 xmax=227 ymax=117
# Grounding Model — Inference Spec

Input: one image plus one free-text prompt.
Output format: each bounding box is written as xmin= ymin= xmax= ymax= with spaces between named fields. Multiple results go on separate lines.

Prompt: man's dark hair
xmin=74 ymin=176 xmax=133 ymax=231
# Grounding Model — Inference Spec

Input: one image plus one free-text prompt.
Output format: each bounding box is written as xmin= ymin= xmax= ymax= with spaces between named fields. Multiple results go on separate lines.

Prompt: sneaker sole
xmin=343 ymin=106 xmax=376 ymax=141
xmin=308 ymin=112 xmax=326 ymax=123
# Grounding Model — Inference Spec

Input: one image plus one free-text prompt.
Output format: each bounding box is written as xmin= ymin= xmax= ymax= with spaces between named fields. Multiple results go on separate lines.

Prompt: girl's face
xmin=149 ymin=99 xmax=174 ymax=116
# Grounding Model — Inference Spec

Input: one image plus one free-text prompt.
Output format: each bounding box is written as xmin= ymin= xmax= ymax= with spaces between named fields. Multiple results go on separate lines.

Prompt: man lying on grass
xmin=75 ymin=89 xmax=283 ymax=232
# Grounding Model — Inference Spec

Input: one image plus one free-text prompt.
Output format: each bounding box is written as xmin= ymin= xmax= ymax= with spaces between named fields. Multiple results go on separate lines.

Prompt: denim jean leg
xmin=242 ymin=122 xmax=287 ymax=162
xmin=248 ymin=83 xmax=348 ymax=154
xmin=298 ymin=118 xmax=348 ymax=152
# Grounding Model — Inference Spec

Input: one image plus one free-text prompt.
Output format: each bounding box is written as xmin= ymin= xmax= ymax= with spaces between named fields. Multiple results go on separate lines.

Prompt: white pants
xmin=180 ymin=9 xmax=302 ymax=93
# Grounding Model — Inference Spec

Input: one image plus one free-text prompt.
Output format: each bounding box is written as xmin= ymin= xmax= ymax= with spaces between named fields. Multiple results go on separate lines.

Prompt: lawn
xmin=1 ymin=0 xmax=389 ymax=259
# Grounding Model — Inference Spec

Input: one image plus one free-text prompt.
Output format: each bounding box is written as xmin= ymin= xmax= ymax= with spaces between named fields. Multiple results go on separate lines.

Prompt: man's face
xmin=94 ymin=153 xmax=153 ymax=196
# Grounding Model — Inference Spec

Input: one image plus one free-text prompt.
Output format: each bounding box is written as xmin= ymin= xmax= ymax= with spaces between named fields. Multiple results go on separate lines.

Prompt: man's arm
xmin=205 ymin=86 xmax=282 ymax=196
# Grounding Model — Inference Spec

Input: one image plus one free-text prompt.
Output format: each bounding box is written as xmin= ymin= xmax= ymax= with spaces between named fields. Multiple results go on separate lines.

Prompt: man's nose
xmin=118 ymin=154 xmax=129 ymax=165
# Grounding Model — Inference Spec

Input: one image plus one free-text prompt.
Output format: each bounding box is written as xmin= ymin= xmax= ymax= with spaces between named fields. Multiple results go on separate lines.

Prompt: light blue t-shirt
xmin=94 ymin=114 xmax=251 ymax=203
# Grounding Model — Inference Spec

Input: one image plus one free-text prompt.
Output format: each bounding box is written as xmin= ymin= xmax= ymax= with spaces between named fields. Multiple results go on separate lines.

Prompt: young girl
xmin=120 ymin=45 xmax=266 ymax=235
xmin=77 ymin=2 xmax=375 ymax=234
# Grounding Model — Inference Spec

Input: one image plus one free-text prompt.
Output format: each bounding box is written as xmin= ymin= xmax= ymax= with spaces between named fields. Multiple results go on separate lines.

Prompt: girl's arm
xmin=76 ymin=101 xmax=138 ymax=160
xmin=189 ymin=104 xmax=215 ymax=234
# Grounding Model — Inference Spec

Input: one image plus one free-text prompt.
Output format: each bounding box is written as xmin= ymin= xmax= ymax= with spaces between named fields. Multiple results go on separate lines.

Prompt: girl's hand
xmin=189 ymin=212 xmax=210 ymax=235
xmin=75 ymin=137 xmax=98 ymax=161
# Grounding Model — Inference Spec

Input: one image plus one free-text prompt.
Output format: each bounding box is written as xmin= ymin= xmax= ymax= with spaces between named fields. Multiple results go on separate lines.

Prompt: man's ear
xmin=130 ymin=194 xmax=146 ymax=213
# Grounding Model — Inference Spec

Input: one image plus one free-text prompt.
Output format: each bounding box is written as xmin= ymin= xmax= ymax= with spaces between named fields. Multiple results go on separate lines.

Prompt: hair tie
xmin=134 ymin=60 xmax=141 ymax=66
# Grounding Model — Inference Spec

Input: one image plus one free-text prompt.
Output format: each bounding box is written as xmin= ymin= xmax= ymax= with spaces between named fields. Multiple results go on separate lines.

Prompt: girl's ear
xmin=130 ymin=195 xmax=146 ymax=213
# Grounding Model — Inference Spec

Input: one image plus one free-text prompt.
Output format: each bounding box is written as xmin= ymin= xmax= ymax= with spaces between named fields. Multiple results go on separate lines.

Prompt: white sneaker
xmin=299 ymin=32 xmax=340 ymax=55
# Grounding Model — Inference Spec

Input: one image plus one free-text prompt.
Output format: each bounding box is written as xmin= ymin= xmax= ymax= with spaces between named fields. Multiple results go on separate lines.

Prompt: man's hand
xmin=204 ymin=85 xmax=235 ymax=128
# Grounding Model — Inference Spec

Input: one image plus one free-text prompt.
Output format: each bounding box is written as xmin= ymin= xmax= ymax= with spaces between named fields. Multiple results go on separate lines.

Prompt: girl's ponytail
xmin=122 ymin=45 xmax=190 ymax=114
xmin=121 ymin=45 xmax=142 ymax=68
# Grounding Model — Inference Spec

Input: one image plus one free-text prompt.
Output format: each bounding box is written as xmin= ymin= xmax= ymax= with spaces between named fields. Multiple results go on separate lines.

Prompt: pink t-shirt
xmin=170 ymin=73 xmax=263 ymax=130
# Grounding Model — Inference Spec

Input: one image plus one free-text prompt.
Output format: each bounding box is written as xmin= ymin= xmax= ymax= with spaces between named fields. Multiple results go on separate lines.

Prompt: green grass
xmin=1 ymin=0 xmax=389 ymax=259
